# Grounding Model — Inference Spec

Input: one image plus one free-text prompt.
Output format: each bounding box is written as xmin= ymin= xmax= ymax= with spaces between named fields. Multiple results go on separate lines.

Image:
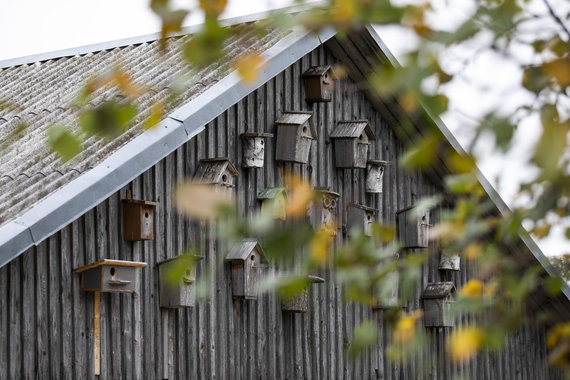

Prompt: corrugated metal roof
xmin=421 ymin=282 xmax=456 ymax=299
xmin=330 ymin=120 xmax=375 ymax=139
xmin=0 ymin=24 xmax=285 ymax=227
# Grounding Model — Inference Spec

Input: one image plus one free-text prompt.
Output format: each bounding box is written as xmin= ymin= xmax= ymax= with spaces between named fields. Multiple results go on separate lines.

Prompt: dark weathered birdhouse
xmin=240 ymin=132 xmax=274 ymax=168
xmin=438 ymin=250 xmax=460 ymax=272
xmin=347 ymin=203 xmax=376 ymax=237
xmin=122 ymin=190 xmax=159 ymax=241
xmin=226 ymin=239 xmax=269 ymax=300
xmin=422 ymin=282 xmax=455 ymax=327
xmin=366 ymin=160 xmax=390 ymax=193
xmin=158 ymin=254 xmax=203 ymax=308
xmin=312 ymin=188 xmax=340 ymax=236
xmin=281 ymin=275 xmax=325 ymax=313
xmin=194 ymin=158 xmax=239 ymax=195
xmin=396 ymin=205 xmax=430 ymax=249
xmin=74 ymin=259 xmax=147 ymax=293
xmin=275 ymin=111 xmax=316 ymax=164
xmin=330 ymin=120 xmax=375 ymax=168
xmin=258 ymin=187 xmax=287 ymax=220
xmin=302 ymin=65 xmax=334 ymax=102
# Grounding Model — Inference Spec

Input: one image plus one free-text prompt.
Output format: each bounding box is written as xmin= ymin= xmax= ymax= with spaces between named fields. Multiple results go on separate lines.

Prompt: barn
xmin=0 ymin=10 xmax=568 ymax=379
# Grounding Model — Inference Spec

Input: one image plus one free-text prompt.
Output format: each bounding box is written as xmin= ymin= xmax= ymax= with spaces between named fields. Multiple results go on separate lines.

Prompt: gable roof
xmin=331 ymin=120 xmax=375 ymax=139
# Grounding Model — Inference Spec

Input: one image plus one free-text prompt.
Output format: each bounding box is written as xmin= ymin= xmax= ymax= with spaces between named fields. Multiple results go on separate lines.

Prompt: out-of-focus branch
xmin=542 ymin=0 xmax=570 ymax=38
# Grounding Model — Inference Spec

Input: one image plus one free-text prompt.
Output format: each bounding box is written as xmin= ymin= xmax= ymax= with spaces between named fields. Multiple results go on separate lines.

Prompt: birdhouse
xmin=421 ymin=282 xmax=456 ymax=328
xmin=240 ymin=132 xmax=274 ymax=168
xmin=74 ymin=259 xmax=147 ymax=293
xmin=438 ymin=250 xmax=460 ymax=271
xmin=158 ymin=254 xmax=203 ymax=308
xmin=396 ymin=205 xmax=430 ymax=249
xmin=372 ymin=254 xmax=400 ymax=309
xmin=347 ymin=203 xmax=376 ymax=237
xmin=258 ymin=187 xmax=287 ymax=220
xmin=311 ymin=188 xmax=340 ymax=236
xmin=281 ymin=275 xmax=325 ymax=313
xmin=194 ymin=158 xmax=239 ymax=195
xmin=366 ymin=160 xmax=390 ymax=193
xmin=275 ymin=111 xmax=316 ymax=164
xmin=302 ymin=65 xmax=334 ymax=102
xmin=122 ymin=190 xmax=159 ymax=241
xmin=330 ymin=120 xmax=375 ymax=168
xmin=226 ymin=239 xmax=269 ymax=300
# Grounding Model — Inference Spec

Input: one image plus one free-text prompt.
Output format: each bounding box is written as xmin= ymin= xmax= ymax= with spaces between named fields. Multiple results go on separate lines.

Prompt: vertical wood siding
xmin=0 ymin=45 xmax=563 ymax=379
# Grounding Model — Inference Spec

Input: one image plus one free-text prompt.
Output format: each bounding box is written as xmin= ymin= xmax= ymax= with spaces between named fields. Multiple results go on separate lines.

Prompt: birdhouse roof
xmin=74 ymin=259 xmax=147 ymax=273
xmin=367 ymin=159 xmax=391 ymax=167
xmin=348 ymin=202 xmax=377 ymax=213
xmin=421 ymin=282 xmax=456 ymax=299
xmin=257 ymin=187 xmax=287 ymax=200
xmin=157 ymin=254 xmax=204 ymax=267
xmin=240 ymin=132 xmax=274 ymax=138
xmin=314 ymin=187 xmax=340 ymax=199
xmin=194 ymin=158 xmax=239 ymax=184
xmin=302 ymin=65 xmax=331 ymax=77
xmin=330 ymin=120 xmax=375 ymax=139
xmin=225 ymin=238 xmax=269 ymax=263
xmin=275 ymin=111 xmax=313 ymax=126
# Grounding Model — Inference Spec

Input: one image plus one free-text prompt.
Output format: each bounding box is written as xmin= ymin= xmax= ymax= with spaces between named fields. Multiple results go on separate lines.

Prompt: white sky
xmin=1 ymin=0 xmax=569 ymax=256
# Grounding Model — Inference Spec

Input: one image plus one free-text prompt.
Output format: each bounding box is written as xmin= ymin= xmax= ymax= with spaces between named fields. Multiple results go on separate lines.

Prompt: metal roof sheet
xmin=330 ymin=120 xmax=375 ymax=139
xmin=422 ymin=282 xmax=456 ymax=299
xmin=225 ymin=238 xmax=268 ymax=262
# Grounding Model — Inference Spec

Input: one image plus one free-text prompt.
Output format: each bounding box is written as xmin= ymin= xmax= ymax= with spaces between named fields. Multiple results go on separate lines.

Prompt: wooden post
xmin=162 ymin=311 xmax=169 ymax=379
xmin=94 ymin=291 xmax=101 ymax=376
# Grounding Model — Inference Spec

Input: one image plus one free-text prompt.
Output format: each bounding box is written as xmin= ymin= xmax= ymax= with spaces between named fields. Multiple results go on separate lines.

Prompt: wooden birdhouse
xmin=194 ymin=158 xmax=239 ymax=195
xmin=311 ymin=188 xmax=340 ymax=236
xmin=421 ymin=282 xmax=456 ymax=328
xmin=396 ymin=205 xmax=430 ymax=249
xmin=240 ymin=132 xmax=274 ymax=168
xmin=226 ymin=239 xmax=269 ymax=300
xmin=258 ymin=187 xmax=287 ymax=220
xmin=275 ymin=111 xmax=316 ymax=164
xmin=330 ymin=120 xmax=375 ymax=168
xmin=74 ymin=259 xmax=147 ymax=293
xmin=122 ymin=190 xmax=159 ymax=241
xmin=347 ymin=203 xmax=376 ymax=237
xmin=438 ymin=250 xmax=460 ymax=271
xmin=372 ymin=253 xmax=400 ymax=310
xmin=302 ymin=65 xmax=334 ymax=102
xmin=366 ymin=160 xmax=390 ymax=193
xmin=158 ymin=254 xmax=203 ymax=308
xmin=281 ymin=275 xmax=325 ymax=313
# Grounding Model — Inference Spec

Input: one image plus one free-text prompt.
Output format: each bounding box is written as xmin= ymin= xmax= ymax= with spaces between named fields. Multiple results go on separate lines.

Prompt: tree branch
xmin=542 ymin=0 xmax=570 ymax=38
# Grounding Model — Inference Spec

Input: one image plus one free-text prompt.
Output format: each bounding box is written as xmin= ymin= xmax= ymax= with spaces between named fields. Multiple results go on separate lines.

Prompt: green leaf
xmin=80 ymin=100 xmax=137 ymax=139
xmin=183 ymin=16 xmax=227 ymax=68
xmin=47 ymin=125 xmax=82 ymax=162
xmin=400 ymin=134 xmax=440 ymax=170
xmin=481 ymin=115 xmax=515 ymax=152
xmin=349 ymin=321 xmax=378 ymax=357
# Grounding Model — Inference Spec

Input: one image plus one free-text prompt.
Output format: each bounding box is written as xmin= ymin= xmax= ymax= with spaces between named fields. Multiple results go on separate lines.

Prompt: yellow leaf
xmin=448 ymin=327 xmax=484 ymax=363
xmin=394 ymin=309 xmax=423 ymax=344
xmin=465 ymin=242 xmax=482 ymax=261
xmin=199 ymin=0 xmax=227 ymax=16
xmin=543 ymin=57 xmax=570 ymax=88
xmin=174 ymin=182 xmax=234 ymax=220
xmin=548 ymin=322 xmax=570 ymax=348
xmin=284 ymin=175 xmax=314 ymax=219
xmin=459 ymin=279 xmax=484 ymax=299
xmin=235 ymin=53 xmax=265 ymax=84
xmin=331 ymin=0 xmax=358 ymax=26
xmin=144 ymin=101 xmax=165 ymax=130
xmin=310 ymin=226 xmax=333 ymax=264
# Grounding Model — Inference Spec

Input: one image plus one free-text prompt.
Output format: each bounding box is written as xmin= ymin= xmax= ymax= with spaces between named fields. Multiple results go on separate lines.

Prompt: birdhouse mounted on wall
xmin=122 ymin=190 xmax=159 ymax=241
xmin=347 ymin=203 xmax=377 ymax=237
xmin=366 ymin=160 xmax=390 ymax=193
xmin=158 ymin=254 xmax=203 ymax=308
xmin=302 ymin=65 xmax=334 ymax=102
xmin=330 ymin=120 xmax=375 ymax=168
xmin=312 ymin=188 xmax=340 ymax=236
xmin=421 ymin=282 xmax=456 ymax=327
xmin=75 ymin=259 xmax=147 ymax=293
xmin=275 ymin=111 xmax=316 ymax=164
xmin=372 ymin=253 xmax=400 ymax=309
xmin=438 ymin=250 xmax=460 ymax=272
xmin=281 ymin=275 xmax=325 ymax=313
xmin=226 ymin=239 xmax=269 ymax=300
xmin=240 ymin=132 xmax=274 ymax=168
xmin=396 ymin=205 xmax=430 ymax=249
xmin=194 ymin=158 xmax=239 ymax=195
xmin=258 ymin=187 xmax=287 ymax=220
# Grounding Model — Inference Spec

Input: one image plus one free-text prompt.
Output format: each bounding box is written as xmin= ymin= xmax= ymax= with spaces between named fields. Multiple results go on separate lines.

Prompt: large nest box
xmin=366 ymin=160 xmax=390 ymax=194
xmin=302 ymin=65 xmax=334 ymax=102
xmin=240 ymin=132 xmax=274 ymax=168
xmin=281 ymin=275 xmax=325 ymax=313
xmin=312 ymin=188 xmax=340 ymax=236
xmin=158 ymin=254 xmax=203 ymax=308
xmin=275 ymin=111 xmax=316 ymax=164
xmin=421 ymin=282 xmax=456 ymax=327
xmin=122 ymin=190 xmax=159 ymax=241
xmin=330 ymin=120 xmax=375 ymax=168
xmin=226 ymin=239 xmax=269 ymax=300
xmin=258 ymin=187 xmax=287 ymax=220
xmin=396 ymin=205 xmax=430 ymax=249
xmin=193 ymin=158 xmax=239 ymax=195
xmin=75 ymin=259 xmax=147 ymax=293
xmin=347 ymin=203 xmax=377 ymax=237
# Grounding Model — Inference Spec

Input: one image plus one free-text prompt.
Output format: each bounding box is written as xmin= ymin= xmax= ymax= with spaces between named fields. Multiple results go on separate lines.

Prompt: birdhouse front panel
xmin=240 ymin=132 xmax=273 ymax=168
xmin=281 ymin=275 xmax=325 ymax=313
xmin=275 ymin=111 xmax=316 ymax=163
xmin=258 ymin=187 xmax=287 ymax=220
xmin=194 ymin=158 xmax=239 ymax=195
xmin=372 ymin=270 xmax=399 ymax=309
xmin=366 ymin=160 xmax=390 ymax=193
xmin=75 ymin=260 xmax=147 ymax=293
xmin=397 ymin=206 xmax=430 ymax=248
xmin=226 ymin=239 xmax=269 ymax=300
xmin=122 ymin=198 xmax=159 ymax=241
xmin=422 ymin=282 xmax=455 ymax=327
xmin=330 ymin=121 xmax=375 ymax=168
xmin=347 ymin=203 xmax=376 ymax=236
xmin=439 ymin=252 xmax=460 ymax=271
xmin=302 ymin=65 xmax=334 ymax=102
xmin=313 ymin=189 xmax=340 ymax=236
xmin=158 ymin=255 xmax=203 ymax=308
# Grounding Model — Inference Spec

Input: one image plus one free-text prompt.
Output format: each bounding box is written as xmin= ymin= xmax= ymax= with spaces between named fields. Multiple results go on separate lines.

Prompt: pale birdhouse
xmin=240 ymin=132 xmax=274 ymax=168
xmin=122 ymin=190 xmax=159 ymax=241
xmin=194 ymin=158 xmax=239 ymax=195
xmin=347 ymin=203 xmax=376 ymax=237
xmin=275 ymin=111 xmax=316 ymax=164
xmin=281 ymin=275 xmax=325 ymax=313
xmin=438 ymin=250 xmax=460 ymax=271
xmin=421 ymin=282 xmax=456 ymax=328
xmin=158 ymin=254 xmax=203 ymax=308
xmin=366 ymin=160 xmax=390 ymax=193
xmin=258 ymin=187 xmax=287 ymax=220
xmin=74 ymin=259 xmax=147 ymax=293
xmin=312 ymin=188 xmax=340 ymax=236
xmin=302 ymin=65 xmax=334 ymax=103
xmin=226 ymin=239 xmax=269 ymax=300
xmin=372 ymin=254 xmax=400 ymax=310
xmin=396 ymin=205 xmax=430 ymax=249
xmin=330 ymin=120 xmax=375 ymax=168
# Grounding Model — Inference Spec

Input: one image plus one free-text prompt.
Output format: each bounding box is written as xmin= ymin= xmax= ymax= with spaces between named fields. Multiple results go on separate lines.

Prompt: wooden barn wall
xmin=0 ymin=45 xmax=563 ymax=380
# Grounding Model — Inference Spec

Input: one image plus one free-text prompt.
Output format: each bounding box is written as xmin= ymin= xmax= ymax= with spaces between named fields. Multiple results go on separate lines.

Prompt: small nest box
xmin=421 ymin=282 xmax=456 ymax=328
xmin=438 ymin=250 xmax=460 ymax=272
xmin=281 ymin=275 xmax=325 ymax=313
xmin=275 ymin=111 xmax=316 ymax=164
xmin=194 ymin=158 xmax=239 ymax=195
xmin=240 ymin=132 xmax=274 ymax=168
xmin=74 ymin=259 xmax=147 ymax=293
xmin=347 ymin=203 xmax=377 ymax=237
xmin=372 ymin=255 xmax=400 ymax=310
xmin=302 ymin=65 xmax=334 ymax=103
xmin=226 ymin=239 xmax=269 ymax=300
xmin=312 ymin=188 xmax=340 ymax=236
xmin=158 ymin=254 xmax=203 ymax=308
xmin=366 ymin=160 xmax=390 ymax=193
xmin=396 ymin=205 xmax=430 ymax=249
xmin=258 ymin=187 xmax=287 ymax=220
xmin=330 ymin=120 xmax=375 ymax=168
xmin=122 ymin=190 xmax=159 ymax=241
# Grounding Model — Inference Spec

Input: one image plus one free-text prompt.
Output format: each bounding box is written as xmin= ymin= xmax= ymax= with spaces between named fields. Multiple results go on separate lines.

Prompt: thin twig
xmin=542 ymin=0 xmax=570 ymax=38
